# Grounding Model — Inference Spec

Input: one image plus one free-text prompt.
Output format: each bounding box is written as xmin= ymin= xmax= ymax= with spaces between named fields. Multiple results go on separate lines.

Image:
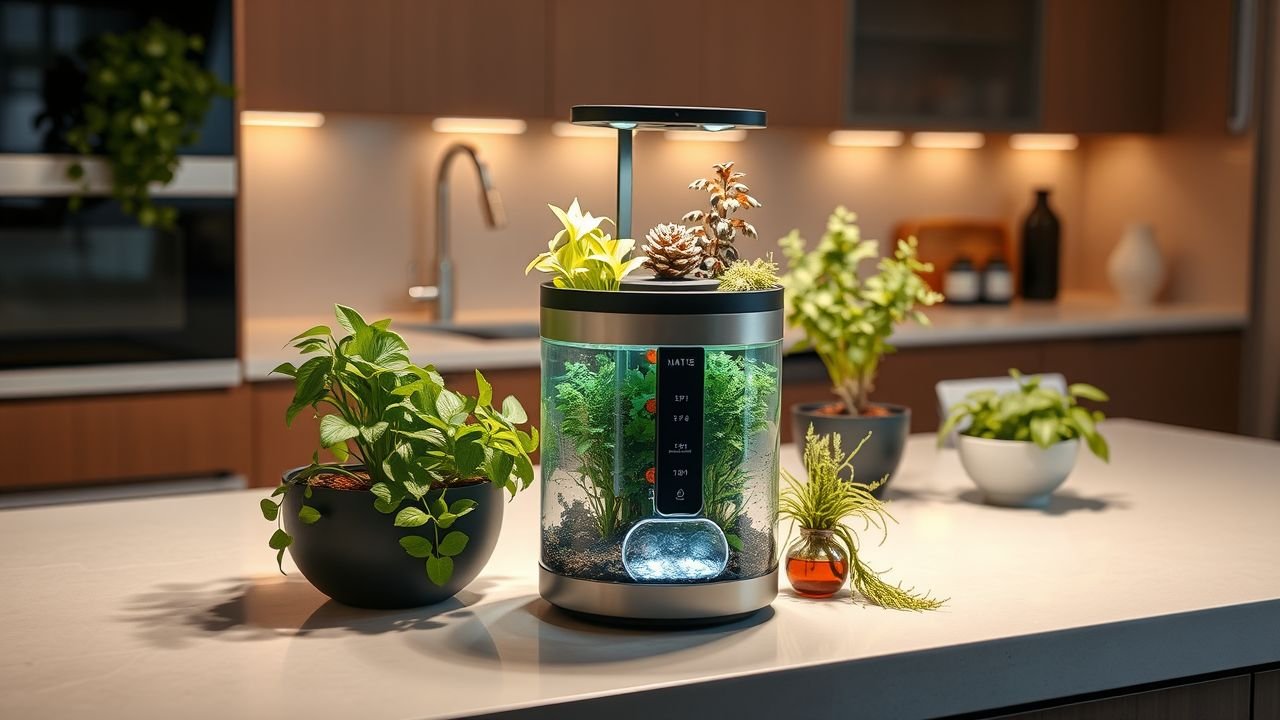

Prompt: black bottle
xmin=1020 ymin=189 xmax=1060 ymax=300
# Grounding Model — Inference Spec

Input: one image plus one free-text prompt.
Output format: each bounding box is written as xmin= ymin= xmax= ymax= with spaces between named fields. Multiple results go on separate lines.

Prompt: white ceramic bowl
xmin=955 ymin=435 xmax=1080 ymax=508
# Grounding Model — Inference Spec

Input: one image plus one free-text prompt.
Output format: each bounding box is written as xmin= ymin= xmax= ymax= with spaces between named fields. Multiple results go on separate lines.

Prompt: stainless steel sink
xmin=409 ymin=322 xmax=540 ymax=340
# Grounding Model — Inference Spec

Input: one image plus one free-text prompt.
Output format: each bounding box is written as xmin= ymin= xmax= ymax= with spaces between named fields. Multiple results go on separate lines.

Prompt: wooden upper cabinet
xmin=1161 ymin=0 xmax=1239 ymax=135
xmin=240 ymin=0 xmax=549 ymax=117
xmin=700 ymin=0 xmax=845 ymax=126
xmin=392 ymin=0 xmax=549 ymax=117
xmin=240 ymin=0 xmax=397 ymax=112
xmin=550 ymin=0 xmax=703 ymax=113
xmin=1041 ymin=0 xmax=1165 ymax=133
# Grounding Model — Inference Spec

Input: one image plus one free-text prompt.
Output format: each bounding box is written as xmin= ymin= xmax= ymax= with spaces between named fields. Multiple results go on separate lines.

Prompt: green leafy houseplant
xmin=780 ymin=207 xmax=943 ymax=414
xmin=259 ymin=305 xmax=538 ymax=586
xmin=939 ymin=370 xmax=1111 ymax=460
xmin=526 ymin=199 xmax=647 ymax=290
xmin=780 ymin=427 xmax=945 ymax=610
xmin=51 ymin=19 xmax=233 ymax=228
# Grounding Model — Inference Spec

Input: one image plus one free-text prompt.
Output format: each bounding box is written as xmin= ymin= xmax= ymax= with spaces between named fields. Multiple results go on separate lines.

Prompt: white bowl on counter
xmin=956 ymin=435 xmax=1080 ymax=508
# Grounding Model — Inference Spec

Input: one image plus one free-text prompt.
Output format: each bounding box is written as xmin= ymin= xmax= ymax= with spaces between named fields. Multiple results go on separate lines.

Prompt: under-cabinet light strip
xmin=431 ymin=117 xmax=527 ymax=135
xmin=1009 ymin=133 xmax=1079 ymax=151
xmin=240 ymin=111 xmax=326 ymax=128
xmin=911 ymin=132 xmax=986 ymax=149
xmin=828 ymin=130 xmax=905 ymax=147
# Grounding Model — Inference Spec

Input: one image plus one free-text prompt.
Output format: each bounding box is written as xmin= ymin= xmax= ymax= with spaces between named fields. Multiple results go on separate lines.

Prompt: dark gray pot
xmin=282 ymin=467 xmax=504 ymax=609
xmin=790 ymin=402 xmax=911 ymax=497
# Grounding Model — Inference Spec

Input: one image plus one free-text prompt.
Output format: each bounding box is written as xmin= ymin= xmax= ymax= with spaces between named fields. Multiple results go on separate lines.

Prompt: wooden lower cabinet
xmin=991 ymin=674 xmax=1252 ymax=720
xmin=248 ymin=366 xmax=541 ymax=487
xmin=0 ymin=387 xmax=251 ymax=490
xmin=1257 ymin=669 xmax=1280 ymax=720
xmin=780 ymin=331 xmax=1242 ymax=444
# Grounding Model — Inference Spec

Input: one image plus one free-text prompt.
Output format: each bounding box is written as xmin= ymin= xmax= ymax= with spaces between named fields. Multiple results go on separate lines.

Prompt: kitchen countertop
xmin=3 ymin=420 xmax=1278 ymax=719
xmin=241 ymin=295 xmax=1247 ymax=381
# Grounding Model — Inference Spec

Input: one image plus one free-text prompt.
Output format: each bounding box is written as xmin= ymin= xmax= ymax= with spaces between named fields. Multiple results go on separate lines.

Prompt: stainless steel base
xmin=539 ymin=565 xmax=778 ymax=621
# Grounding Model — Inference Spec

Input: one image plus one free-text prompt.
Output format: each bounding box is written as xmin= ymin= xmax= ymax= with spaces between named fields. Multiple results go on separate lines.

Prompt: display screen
xmin=654 ymin=346 xmax=705 ymax=516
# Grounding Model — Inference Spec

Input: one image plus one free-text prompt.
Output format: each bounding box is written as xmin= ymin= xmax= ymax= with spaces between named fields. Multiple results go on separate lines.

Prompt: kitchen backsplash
xmin=240 ymin=117 xmax=1249 ymax=319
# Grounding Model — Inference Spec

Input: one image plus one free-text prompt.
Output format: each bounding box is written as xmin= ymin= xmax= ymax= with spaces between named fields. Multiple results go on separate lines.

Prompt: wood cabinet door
xmin=550 ymin=0 xmax=704 ymax=112
xmin=0 ymin=389 xmax=251 ymax=489
xmin=393 ymin=0 xmax=549 ymax=117
xmin=699 ymin=0 xmax=845 ymax=126
xmin=993 ymin=674 xmax=1250 ymax=720
xmin=1041 ymin=0 xmax=1165 ymax=133
xmin=239 ymin=0 xmax=397 ymax=112
xmin=1257 ymin=669 xmax=1280 ymax=720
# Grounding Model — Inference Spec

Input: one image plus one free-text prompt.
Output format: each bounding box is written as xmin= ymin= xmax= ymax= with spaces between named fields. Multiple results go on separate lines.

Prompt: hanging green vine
xmin=59 ymin=19 xmax=234 ymax=228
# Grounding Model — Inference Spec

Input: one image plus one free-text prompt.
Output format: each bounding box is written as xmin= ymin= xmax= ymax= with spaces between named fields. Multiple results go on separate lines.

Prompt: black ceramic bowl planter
xmin=281 ymin=467 xmax=504 ymax=609
xmin=791 ymin=403 xmax=910 ymax=497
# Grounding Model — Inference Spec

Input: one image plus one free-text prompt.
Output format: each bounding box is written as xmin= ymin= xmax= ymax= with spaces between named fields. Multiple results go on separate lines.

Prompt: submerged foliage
xmin=259 ymin=305 xmax=537 ymax=585
xmin=939 ymin=369 xmax=1111 ymax=460
xmin=780 ymin=207 xmax=943 ymax=414
xmin=547 ymin=349 xmax=777 ymax=544
xmin=526 ymin=199 xmax=646 ymax=290
xmin=780 ymin=427 xmax=945 ymax=610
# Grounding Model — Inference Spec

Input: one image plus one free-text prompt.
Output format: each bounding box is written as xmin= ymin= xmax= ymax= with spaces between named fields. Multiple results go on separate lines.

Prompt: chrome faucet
xmin=409 ymin=143 xmax=506 ymax=323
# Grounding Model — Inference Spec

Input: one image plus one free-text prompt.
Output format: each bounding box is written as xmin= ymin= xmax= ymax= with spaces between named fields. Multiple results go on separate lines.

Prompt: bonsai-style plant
xmin=939 ymin=370 xmax=1110 ymax=507
xmin=780 ymin=427 xmax=945 ymax=610
xmin=717 ymin=255 xmax=781 ymax=292
xmin=259 ymin=305 xmax=537 ymax=604
xmin=526 ymin=199 xmax=646 ymax=290
xmin=780 ymin=206 xmax=943 ymax=494
xmin=780 ymin=207 xmax=943 ymax=415
xmin=541 ymin=347 xmax=777 ymax=579
xmin=680 ymin=161 xmax=762 ymax=277
xmin=47 ymin=19 xmax=233 ymax=228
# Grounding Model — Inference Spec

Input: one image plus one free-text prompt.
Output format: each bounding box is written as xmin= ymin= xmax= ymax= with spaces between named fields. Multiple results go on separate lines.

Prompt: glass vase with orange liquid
xmin=785 ymin=529 xmax=849 ymax=598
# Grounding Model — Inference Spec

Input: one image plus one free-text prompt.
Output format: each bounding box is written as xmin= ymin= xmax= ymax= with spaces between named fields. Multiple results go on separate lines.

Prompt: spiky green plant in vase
xmin=780 ymin=206 xmax=944 ymax=495
xmin=781 ymin=427 xmax=944 ymax=609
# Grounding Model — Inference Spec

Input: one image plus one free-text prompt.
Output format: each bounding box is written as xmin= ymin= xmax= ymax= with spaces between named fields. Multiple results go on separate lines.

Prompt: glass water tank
xmin=538 ymin=278 xmax=782 ymax=621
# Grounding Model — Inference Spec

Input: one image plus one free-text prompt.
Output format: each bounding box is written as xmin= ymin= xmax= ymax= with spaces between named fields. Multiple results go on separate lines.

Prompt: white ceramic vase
xmin=956 ymin=435 xmax=1080 ymax=508
xmin=1107 ymin=223 xmax=1165 ymax=306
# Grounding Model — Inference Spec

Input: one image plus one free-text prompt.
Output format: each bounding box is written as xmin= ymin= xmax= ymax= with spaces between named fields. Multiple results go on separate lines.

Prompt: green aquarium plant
xmin=260 ymin=305 xmax=538 ymax=586
xmin=544 ymin=348 xmax=776 ymax=545
xmin=939 ymin=370 xmax=1111 ymax=460
xmin=780 ymin=207 xmax=943 ymax=415
xmin=780 ymin=427 xmax=945 ymax=610
xmin=48 ymin=19 xmax=233 ymax=228
xmin=526 ymin=199 xmax=647 ymax=290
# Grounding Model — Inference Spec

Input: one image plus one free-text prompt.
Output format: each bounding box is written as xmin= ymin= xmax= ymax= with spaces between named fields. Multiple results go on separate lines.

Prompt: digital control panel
xmin=654 ymin=347 xmax=705 ymax=516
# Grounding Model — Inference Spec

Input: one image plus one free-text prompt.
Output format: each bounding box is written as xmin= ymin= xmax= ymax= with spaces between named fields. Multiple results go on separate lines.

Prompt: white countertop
xmin=241 ymin=295 xmax=1246 ymax=381
xmin=3 ymin=420 xmax=1278 ymax=719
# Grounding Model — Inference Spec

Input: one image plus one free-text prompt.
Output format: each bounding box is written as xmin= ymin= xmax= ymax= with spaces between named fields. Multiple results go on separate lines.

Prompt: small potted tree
xmin=260 ymin=305 xmax=537 ymax=608
xmin=780 ymin=207 xmax=943 ymax=495
xmin=939 ymin=370 xmax=1110 ymax=507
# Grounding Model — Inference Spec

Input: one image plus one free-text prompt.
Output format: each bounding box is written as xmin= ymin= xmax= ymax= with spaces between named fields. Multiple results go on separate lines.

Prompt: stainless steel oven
xmin=0 ymin=0 xmax=237 ymax=399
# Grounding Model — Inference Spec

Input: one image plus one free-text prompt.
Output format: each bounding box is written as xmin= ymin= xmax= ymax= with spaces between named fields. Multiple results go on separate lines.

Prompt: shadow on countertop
xmin=120 ymin=574 xmax=503 ymax=649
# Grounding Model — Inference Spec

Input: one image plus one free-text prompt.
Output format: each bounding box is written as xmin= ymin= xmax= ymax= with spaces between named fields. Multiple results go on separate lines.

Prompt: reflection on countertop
xmin=241 ymin=293 xmax=1246 ymax=381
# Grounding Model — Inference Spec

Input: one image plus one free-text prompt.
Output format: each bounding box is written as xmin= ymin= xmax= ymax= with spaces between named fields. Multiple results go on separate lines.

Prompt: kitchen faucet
xmin=408 ymin=143 xmax=506 ymax=323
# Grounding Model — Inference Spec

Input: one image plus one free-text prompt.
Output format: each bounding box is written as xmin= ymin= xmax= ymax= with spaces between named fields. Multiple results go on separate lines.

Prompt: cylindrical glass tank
xmin=538 ymin=279 xmax=782 ymax=621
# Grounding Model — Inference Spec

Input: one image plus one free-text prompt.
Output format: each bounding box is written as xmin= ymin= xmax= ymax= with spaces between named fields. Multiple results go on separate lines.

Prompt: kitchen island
xmin=2 ymin=420 xmax=1278 ymax=719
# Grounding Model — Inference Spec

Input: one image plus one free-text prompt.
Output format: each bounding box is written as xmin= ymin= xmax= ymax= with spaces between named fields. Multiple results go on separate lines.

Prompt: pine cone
xmin=642 ymin=223 xmax=704 ymax=278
